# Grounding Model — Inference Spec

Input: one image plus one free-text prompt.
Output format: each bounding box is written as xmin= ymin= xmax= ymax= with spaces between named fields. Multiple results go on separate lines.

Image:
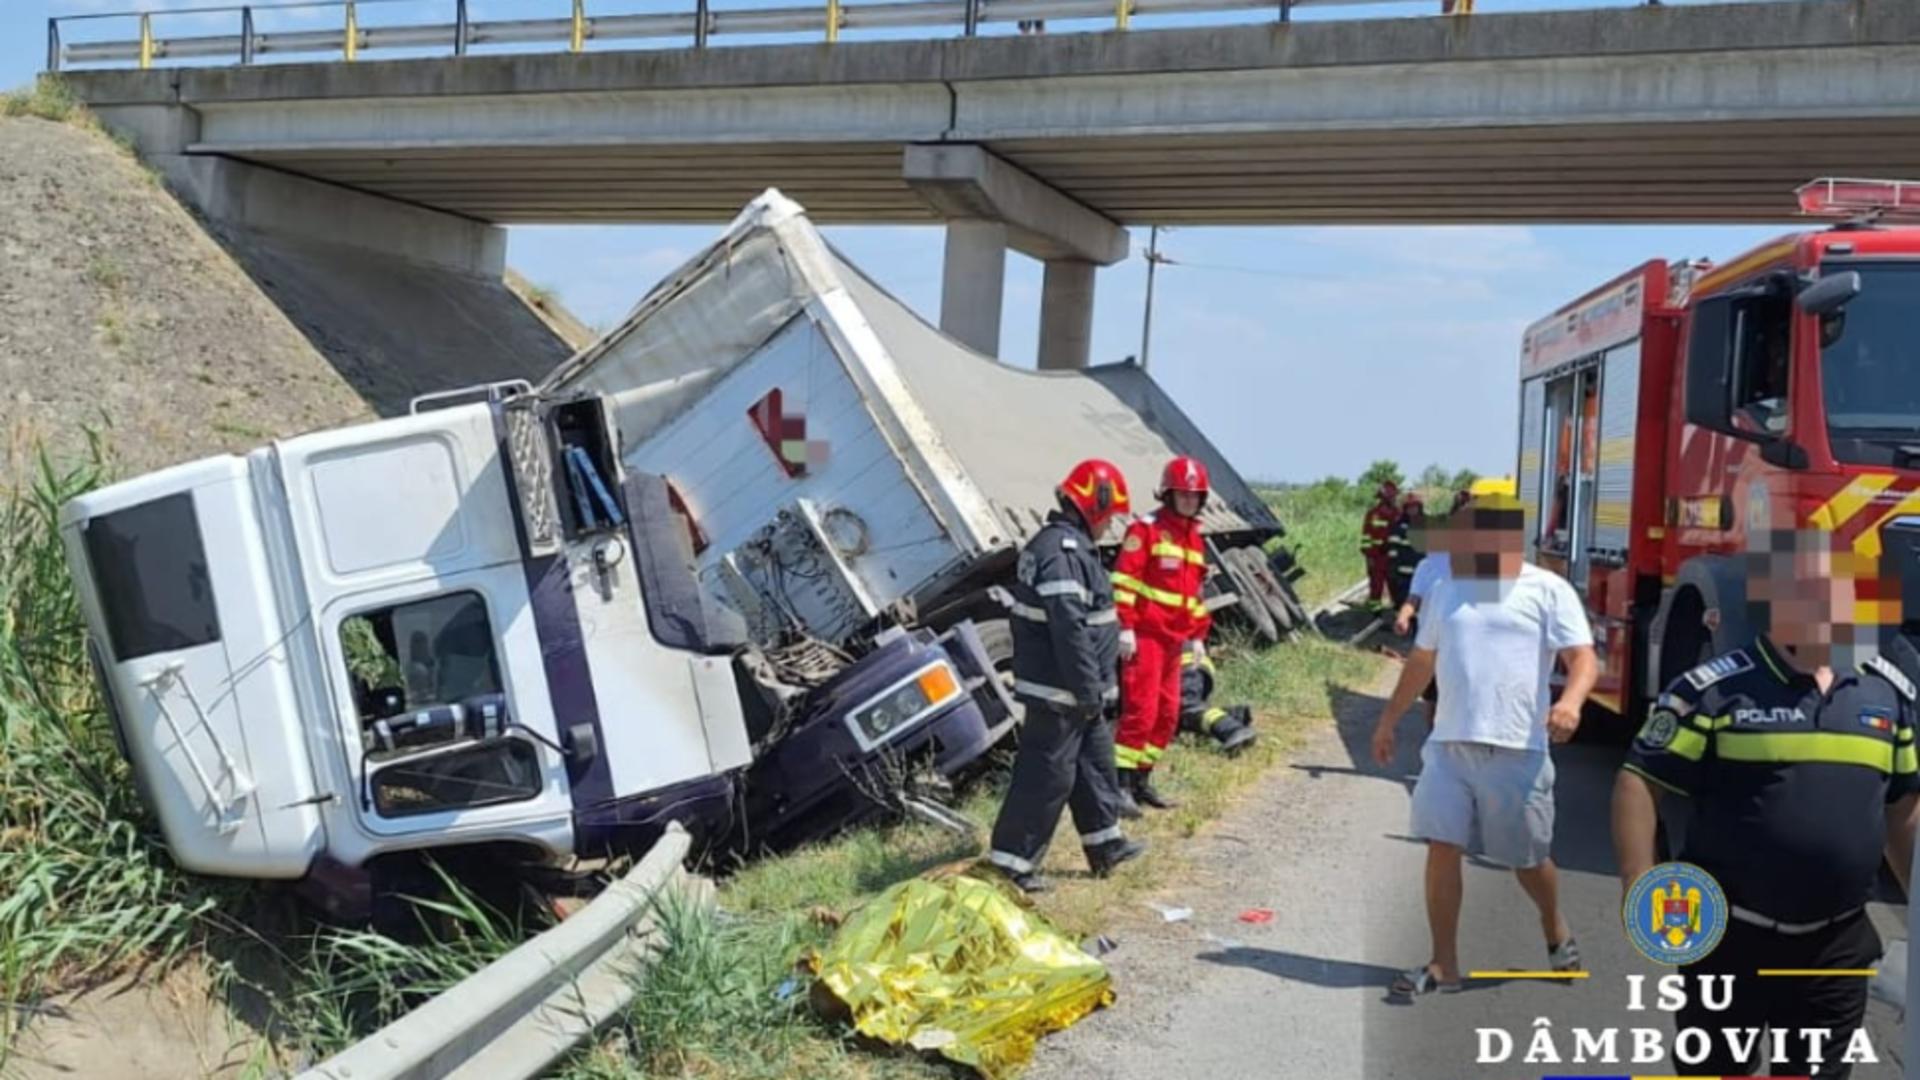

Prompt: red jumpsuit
xmin=1112 ymin=511 xmax=1211 ymax=774
xmin=1362 ymin=495 xmax=1398 ymax=602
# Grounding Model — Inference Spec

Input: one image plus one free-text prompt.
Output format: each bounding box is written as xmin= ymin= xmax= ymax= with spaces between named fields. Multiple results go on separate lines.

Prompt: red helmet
xmin=1158 ymin=455 xmax=1210 ymax=497
xmin=1057 ymin=459 xmax=1131 ymax=532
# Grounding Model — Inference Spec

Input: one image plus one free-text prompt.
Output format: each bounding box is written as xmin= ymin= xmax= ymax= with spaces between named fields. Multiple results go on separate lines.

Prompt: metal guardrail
xmin=297 ymin=824 xmax=703 ymax=1080
xmin=49 ymin=0 xmax=1520 ymax=72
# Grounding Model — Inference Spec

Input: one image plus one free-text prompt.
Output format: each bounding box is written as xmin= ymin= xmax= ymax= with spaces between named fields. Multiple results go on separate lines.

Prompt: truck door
xmin=320 ymin=572 xmax=572 ymax=838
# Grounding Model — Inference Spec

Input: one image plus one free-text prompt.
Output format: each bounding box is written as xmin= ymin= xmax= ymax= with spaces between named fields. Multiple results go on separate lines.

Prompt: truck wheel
xmin=973 ymin=618 xmax=1025 ymax=737
xmin=1218 ymin=547 xmax=1280 ymax=643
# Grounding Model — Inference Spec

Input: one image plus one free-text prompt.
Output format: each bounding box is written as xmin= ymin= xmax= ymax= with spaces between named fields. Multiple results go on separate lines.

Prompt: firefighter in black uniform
xmin=1613 ymin=528 xmax=1920 ymax=1079
xmin=987 ymin=458 xmax=1147 ymax=893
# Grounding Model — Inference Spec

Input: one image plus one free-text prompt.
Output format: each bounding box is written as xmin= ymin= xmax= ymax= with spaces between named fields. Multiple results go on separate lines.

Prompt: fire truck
xmin=1513 ymin=179 xmax=1920 ymax=727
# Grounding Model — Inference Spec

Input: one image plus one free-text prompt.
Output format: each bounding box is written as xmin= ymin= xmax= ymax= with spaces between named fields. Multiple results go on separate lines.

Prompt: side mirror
xmin=1684 ymin=295 xmax=1736 ymax=432
xmin=1798 ymin=271 xmax=1862 ymax=317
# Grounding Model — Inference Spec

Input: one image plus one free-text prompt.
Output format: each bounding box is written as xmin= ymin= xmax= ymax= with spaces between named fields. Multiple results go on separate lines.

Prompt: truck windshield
xmin=1821 ymin=262 xmax=1920 ymax=464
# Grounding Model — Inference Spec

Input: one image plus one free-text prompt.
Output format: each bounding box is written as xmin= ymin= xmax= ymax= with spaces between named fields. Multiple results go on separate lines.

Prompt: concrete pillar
xmin=905 ymin=144 xmax=1126 ymax=362
xmin=940 ymin=219 xmax=1008 ymax=357
xmin=1037 ymin=259 xmax=1096 ymax=370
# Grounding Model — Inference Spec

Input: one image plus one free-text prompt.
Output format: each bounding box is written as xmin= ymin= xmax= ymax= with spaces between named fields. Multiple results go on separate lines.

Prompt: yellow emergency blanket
xmin=810 ymin=873 xmax=1114 ymax=1079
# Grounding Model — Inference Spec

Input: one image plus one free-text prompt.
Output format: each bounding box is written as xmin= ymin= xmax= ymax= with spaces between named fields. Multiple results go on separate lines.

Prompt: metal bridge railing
xmin=44 ymin=0 xmax=1564 ymax=72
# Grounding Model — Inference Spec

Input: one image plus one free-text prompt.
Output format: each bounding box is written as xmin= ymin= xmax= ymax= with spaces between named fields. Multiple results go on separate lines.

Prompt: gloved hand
xmin=1118 ymin=629 xmax=1138 ymax=662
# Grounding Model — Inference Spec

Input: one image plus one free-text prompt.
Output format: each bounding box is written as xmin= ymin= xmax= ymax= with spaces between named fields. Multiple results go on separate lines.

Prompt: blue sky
xmin=8 ymin=0 xmax=1794 ymax=482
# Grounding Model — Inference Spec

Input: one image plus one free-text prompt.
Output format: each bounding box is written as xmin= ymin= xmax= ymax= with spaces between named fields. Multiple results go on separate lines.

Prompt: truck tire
xmin=973 ymin=618 xmax=1024 ymax=729
xmin=1232 ymin=546 xmax=1298 ymax=639
xmin=1216 ymin=548 xmax=1280 ymax=643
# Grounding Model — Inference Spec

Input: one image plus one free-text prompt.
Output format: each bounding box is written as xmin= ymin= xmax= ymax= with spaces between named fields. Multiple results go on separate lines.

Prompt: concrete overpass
xmin=63 ymin=1 xmax=1920 ymax=366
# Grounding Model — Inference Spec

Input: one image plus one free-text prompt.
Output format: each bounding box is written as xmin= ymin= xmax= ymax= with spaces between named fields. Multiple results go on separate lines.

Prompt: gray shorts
xmin=1409 ymin=740 xmax=1555 ymax=869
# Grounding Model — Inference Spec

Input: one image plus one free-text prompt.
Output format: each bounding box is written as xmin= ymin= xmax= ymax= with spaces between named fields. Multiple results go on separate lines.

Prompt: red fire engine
xmin=1513 ymin=179 xmax=1920 ymax=725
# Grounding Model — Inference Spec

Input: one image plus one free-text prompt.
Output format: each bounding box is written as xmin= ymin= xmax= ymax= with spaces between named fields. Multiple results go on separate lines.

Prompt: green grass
xmin=2 ymin=79 xmax=82 ymax=125
xmin=1262 ymin=478 xmax=1372 ymax=609
xmin=0 ymin=441 xmax=236 ymax=1050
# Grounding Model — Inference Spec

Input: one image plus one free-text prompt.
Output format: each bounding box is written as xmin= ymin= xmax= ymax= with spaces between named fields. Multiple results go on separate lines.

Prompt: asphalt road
xmin=1030 ymin=671 xmax=1908 ymax=1080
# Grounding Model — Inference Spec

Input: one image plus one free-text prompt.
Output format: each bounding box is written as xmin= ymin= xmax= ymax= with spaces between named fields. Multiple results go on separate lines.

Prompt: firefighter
xmin=1362 ymin=480 xmax=1400 ymax=608
xmin=986 ymin=459 xmax=1145 ymax=893
xmin=1112 ymin=456 xmax=1214 ymax=813
xmin=1387 ymin=493 xmax=1424 ymax=610
xmin=1179 ymin=642 xmax=1256 ymax=755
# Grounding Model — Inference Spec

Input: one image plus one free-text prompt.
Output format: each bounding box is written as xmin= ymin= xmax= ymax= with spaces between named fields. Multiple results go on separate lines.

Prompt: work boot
xmin=990 ymin=862 xmax=1052 ymax=894
xmin=1131 ymin=770 xmax=1178 ymax=811
xmin=1207 ymin=707 xmax=1258 ymax=757
xmin=1114 ymin=774 xmax=1143 ymax=820
xmin=1085 ymin=837 xmax=1147 ymax=879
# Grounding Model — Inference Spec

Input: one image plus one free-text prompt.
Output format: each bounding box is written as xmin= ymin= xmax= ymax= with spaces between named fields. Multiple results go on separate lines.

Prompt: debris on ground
xmin=810 ymin=874 xmax=1112 ymax=1079
xmin=1236 ymin=908 xmax=1275 ymax=924
xmin=1144 ymin=902 xmax=1194 ymax=923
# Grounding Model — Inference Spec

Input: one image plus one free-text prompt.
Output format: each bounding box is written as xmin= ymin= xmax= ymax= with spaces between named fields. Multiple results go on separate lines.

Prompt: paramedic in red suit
xmin=1363 ymin=480 xmax=1400 ymax=607
xmin=1112 ymin=456 xmax=1214 ymax=814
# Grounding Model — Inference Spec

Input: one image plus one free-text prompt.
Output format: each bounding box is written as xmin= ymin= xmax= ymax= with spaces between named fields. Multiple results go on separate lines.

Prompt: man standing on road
xmin=1371 ymin=495 xmax=1597 ymax=996
xmin=1612 ymin=525 xmax=1920 ymax=1079
xmin=987 ymin=459 xmax=1146 ymax=893
xmin=1395 ymin=511 xmax=1454 ymax=725
xmin=1111 ymin=456 xmax=1214 ymax=814
xmin=1362 ymin=480 xmax=1400 ymax=610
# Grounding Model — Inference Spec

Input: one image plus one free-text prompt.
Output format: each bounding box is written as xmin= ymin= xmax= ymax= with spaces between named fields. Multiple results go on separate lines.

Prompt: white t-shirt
xmin=1409 ymin=553 xmax=1450 ymax=602
xmin=1414 ymin=562 xmax=1593 ymax=752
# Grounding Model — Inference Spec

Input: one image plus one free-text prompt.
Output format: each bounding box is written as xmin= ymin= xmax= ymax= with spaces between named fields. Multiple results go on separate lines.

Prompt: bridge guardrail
xmin=44 ymin=0 xmax=1710 ymax=73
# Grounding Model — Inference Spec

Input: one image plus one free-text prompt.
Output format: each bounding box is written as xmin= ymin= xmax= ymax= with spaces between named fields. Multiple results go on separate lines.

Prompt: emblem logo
xmin=1623 ymin=862 xmax=1728 ymax=966
xmin=1636 ymin=711 xmax=1678 ymax=750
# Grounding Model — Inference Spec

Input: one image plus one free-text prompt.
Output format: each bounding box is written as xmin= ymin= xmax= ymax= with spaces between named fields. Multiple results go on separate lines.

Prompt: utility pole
xmin=1139 ymin=225 xmax=1172 ymax=372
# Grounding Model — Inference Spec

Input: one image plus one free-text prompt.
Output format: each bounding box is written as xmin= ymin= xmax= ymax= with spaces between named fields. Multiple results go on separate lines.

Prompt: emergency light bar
xmin=1798 ymin=178 xmax=1920 ymax=220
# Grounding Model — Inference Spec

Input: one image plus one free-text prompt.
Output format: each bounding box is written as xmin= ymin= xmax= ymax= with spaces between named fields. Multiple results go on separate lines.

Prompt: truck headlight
xmin=850 ymin=664 xmax=961 ymax=749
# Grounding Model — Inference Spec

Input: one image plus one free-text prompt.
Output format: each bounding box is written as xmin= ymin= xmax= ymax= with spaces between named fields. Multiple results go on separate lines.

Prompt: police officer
xmin=986 ymin=459 xmax=1146 ymax=893
xmin=1613 ymin=527 xmax=1920 ymax=1079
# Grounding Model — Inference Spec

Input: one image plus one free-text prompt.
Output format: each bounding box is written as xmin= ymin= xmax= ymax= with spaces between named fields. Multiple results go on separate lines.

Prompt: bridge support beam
xmin=905 ymin=143 xmax=1126 ymax=367
xmin=89 ymin=104 xmax=506 ymax=278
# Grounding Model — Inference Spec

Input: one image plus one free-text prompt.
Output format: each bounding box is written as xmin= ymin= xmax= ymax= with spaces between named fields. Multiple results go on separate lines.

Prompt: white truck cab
xmin=61 ymin=395 xmax=753 ymax=907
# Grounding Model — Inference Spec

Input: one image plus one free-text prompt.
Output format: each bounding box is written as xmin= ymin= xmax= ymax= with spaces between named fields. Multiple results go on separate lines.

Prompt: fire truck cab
xmin=1515 ymin=180 xmax=1920 ymax=724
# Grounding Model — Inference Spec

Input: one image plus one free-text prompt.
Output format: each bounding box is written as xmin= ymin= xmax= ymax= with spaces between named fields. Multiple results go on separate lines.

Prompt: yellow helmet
xmin=1469 ymin=476 xmax=1517 ymax=498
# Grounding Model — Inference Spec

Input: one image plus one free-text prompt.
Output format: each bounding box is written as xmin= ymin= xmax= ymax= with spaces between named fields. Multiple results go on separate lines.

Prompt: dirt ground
xmin=0 ymin=115 xmax=375 ymax=480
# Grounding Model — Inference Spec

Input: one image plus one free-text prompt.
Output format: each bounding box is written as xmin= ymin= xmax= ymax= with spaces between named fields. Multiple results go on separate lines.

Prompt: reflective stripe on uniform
xmin=1201 ymin=706 xmax=1228 ymax=731
xmin=1012 ymin=679 xmax=1078 ymax=707
xmin=1150 ymin=541 xmax=1206 ymax=565
xmin=1111 ymin=571 xmax=1189 ymax=609
xmin=1115 ymin=591 xmax=1138 ymax=607
xmin=1006 ymin=600 xmax=1048 ymax=622
xmin=1666 ymin=727 xmax=1711 ymax=762
xmin=1693 ymin=714 xmax=1733 ymax=731
xmin=1087 ymin=608 xmax=1119 ymax=626
xmin=1142 ymin=744 xmax=1165 ymax=762
xmin=1080 ymin=825 xmax=1123 ymax=846
xmin=1036 ymin=579 xmax=1092 ymax=602
xmin=1900 ymin=744 xmax=1918 ymax=775
xmin=1716 ymin=730 xmax=1896 ymax=772
xmin=1114 ymin=744 xmax=1149 ymax=769
xmin=988 ymin=850 xmax=1035 ymax=874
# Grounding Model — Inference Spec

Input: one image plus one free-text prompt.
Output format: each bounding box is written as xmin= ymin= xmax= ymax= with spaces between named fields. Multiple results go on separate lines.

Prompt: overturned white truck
xmin=60 ymin=192 xmax=1300 ymax=918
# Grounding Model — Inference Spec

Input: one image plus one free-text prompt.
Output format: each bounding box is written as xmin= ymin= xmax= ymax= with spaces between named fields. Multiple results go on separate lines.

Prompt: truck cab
xmin=61 ymin=386 xmax=998 ymax=917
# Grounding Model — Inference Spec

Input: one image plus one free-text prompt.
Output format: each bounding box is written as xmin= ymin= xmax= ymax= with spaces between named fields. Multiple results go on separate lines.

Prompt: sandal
xmin=1390 ymin=963 xmax=1464 ymax=998
xmin=1548 ymin=937 xmax=1582 ymax=973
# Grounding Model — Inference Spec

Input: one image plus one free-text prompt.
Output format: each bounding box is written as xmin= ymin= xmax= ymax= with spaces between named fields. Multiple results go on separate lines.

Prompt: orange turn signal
xmin=916 ymin=665 xmax=959 ymax=704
